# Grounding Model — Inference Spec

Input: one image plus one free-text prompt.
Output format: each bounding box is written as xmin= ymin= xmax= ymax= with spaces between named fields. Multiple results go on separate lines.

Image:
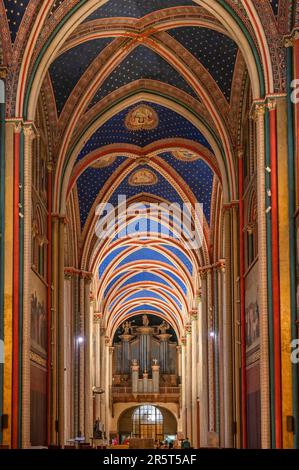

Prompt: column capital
xmin=237 ymin=147 xmax=244 ymax=159
xmin=52 ymin=213 xmax=67 ymax=224
xmin=23 ymin=122 xmax=36 ymax=140
xmin=94 ymin=312 xmax=102 ymax=323
xmin=47 ymin=160 xmax=54 ymax=173
xmin=266 ymin=99 xmax=277 ymax=111
xmin=190 ymin=310 xmax=198 ymax=321
xmin=284 ymin=29 xmax=299 ymax=48
xmin=13 ymin=119 xmax=23 ymax=133
xmin=222 ymin=202 xmax=238 ymax=213
xmin=251 ymin=102 xmax=266 ymax=121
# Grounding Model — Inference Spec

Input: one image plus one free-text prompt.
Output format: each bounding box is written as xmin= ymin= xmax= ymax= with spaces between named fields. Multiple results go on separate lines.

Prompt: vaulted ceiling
xmin=49 ymin=0 xmax=240 ymax=334
xmin=1 ymin=0 xmax=282 ymax=335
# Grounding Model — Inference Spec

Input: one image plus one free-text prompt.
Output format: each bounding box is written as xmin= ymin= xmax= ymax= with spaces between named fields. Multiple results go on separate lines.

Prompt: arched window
xmin=132 ymin=405 xmax=163 ymax=440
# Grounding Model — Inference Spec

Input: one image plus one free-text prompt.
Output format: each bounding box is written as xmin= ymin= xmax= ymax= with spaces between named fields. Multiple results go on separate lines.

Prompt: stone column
xmin=253 ymin=103 xmax=271 ymax=448
xmin=22 ymin=123 xmax=35 ymax=448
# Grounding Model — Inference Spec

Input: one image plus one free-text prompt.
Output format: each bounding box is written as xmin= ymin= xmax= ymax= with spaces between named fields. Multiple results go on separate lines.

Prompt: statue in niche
xmin=159 ymin=320 xmax=170 ymax=334
xmin=132 ymin=358 xmax=138 ymax=366
xmin=142 ymin=314 xmax=149 ymax=327
xmin=122 ymin=321 xmax=131 ymax=335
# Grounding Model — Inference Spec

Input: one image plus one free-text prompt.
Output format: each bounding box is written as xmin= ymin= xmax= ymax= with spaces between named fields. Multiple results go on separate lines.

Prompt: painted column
xmin=0 ymin=75 xmax=6 ymax=446
xmin=253 ymin=103 xmax=271 ymax=448
xmin=232 ymin=203 xmax=241 ymax=448
xmin=191 ymin=311 xmax=198 ymax=447
xmin=186 ymin=324 xmax=192 ymax=441
xmin=12 ymin=120 xmax=23 ymax=448
xmin=181 ymin=338 xmax=187 ymax=438
xmin=207 ymin=268 xmax=215 ymax=433
xmin=94 ymin=315 xmax=102 ymax=421
xmin=285 ymin=32 xmax=299 ymax=449
xmin=100 ymin=326 xmax=106 ymax=430
xmin=238 ymin=149 xmax=247 ymax=448
xmin=222 ymin=207 xmax=233 ymax=448
xmin=199 ymin=272 xmax=208 ymax=447
xmin=63 ymin=273 xmax=72 ymax=442
xmin=3 ymin=120 xmax=14 ymax=447
xmin=72 ymin=272 xmax=79 ymax=439
xmin=276 ymin=96 xmax=293 ymax=449
xmin=84 ymin=276 xmax=93 ymax=442
xmin=104 ymin=340 xmax=112 ymax=439
xmin=267 ymin=99 xmax=282 ymax=448
xmin=51 ymin=216 xmax=59 ymax=443
xmin=46 ymin=162 xmax=53 ymax=446
xmin=78 ymin=276 xmax=85 ymax=437
xmin=217 ymin=263 xmax=225 ymax=447
xmin=58 ymin=218 xmax=66 ymax=445
xmin=22 ymin=123 xmax=35 ymax=448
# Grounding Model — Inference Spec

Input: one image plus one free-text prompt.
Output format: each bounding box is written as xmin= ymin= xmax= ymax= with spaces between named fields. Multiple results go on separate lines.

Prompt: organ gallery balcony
xmin=111 ymin=384 xmax=181 ymax=404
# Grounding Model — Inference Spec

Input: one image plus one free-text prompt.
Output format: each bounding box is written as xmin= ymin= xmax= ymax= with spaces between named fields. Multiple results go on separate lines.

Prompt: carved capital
xmin=251 ymin=103 xmax=266 ymax=121
xmin=266 ymin=99 xmax=277 ymax=111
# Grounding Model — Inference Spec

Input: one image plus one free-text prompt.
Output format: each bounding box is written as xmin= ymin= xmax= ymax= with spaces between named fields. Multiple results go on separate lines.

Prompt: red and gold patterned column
xmin=3 ymin=120 xmax=15 ymax=447
xmin=253 ymin=103 xmax=271 ymax=448
xmin=276 ymin=96 xmax=293 ymax=449
xmin=22 ymin=123 xmax=35 ymax=448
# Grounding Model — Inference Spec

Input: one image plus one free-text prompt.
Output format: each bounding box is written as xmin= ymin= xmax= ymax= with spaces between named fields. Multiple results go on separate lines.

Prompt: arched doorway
xmin=118 ymin=405 xmax=177 ymax=444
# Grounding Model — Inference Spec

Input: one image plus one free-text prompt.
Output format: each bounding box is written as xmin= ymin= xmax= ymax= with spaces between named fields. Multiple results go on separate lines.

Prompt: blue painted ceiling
xmin=87 ymin=45 xmax=198 ymax=108
xmin=168 ymin=27 xmax=238 ymax=101
xmin=49 ymin=38 xmax=113 ymax=114
xmin=77 ymin=101 xmax=211 ymax=162
xmin=76 ymin=156 xmax=126 ymax=227
xmin=84 ymin=0 xmax=196 ymax=21
xmin=158 ymin=152 xmax=214 ymax=222
xmin=76 ymin=102 xmax=214 ymax=227
xmin=3 ymin=0 xmax=30 ymax=42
